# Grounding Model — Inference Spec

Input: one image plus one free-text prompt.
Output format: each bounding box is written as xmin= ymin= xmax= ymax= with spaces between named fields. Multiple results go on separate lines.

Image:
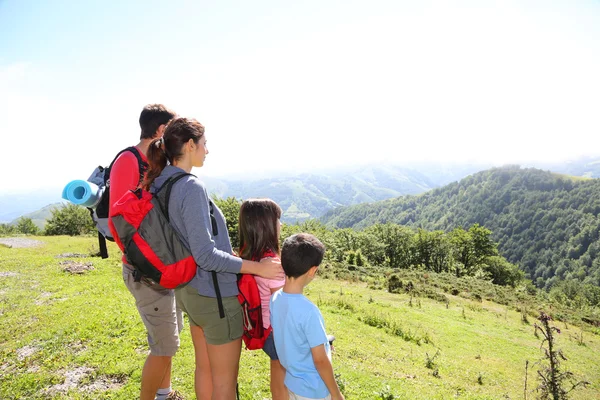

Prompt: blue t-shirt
xmin=270 ymin=290 xmax=331 ymax=398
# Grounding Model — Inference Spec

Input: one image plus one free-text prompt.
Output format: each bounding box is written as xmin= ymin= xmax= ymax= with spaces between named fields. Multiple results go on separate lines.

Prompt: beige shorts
xmin=122 ymin=265 xmax=183 ymax=356
xmin=175 ymin=283 xmax=243 ymax=345
xmin=288 ymin=391 xmax=331 ymax=400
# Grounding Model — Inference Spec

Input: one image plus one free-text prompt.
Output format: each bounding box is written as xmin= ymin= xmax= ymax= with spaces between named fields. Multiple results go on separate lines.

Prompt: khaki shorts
xmin=288 ymin=391 xmax=331 ymax=400
xmin=175 ymin=283 xmax=243 ymax=345
xmin=122 ymin=265 xmax=183 ymax=356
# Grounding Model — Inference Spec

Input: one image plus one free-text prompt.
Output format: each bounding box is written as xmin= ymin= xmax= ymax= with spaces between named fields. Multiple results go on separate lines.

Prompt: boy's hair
xmin=281 ymin=233 xmax=325 ymax=278
xmin=139 ymin=104 xmax=177 ymax=139
xmin=238 ymin=198 xmax=282 ymax=261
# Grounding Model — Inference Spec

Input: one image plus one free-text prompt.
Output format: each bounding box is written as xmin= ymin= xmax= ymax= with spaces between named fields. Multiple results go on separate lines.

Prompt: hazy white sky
xmin=1 ymin=0 xmax=599 ymax=193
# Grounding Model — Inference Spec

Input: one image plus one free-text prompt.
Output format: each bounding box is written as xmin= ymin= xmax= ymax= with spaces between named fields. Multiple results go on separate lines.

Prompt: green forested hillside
xmin=322 ymin=166 xmax=600 ymax=289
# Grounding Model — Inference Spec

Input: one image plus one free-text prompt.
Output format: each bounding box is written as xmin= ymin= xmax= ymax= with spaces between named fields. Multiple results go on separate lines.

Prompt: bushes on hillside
xmin=44 ymin=204 xmax=95 ymax=236
xmin=16 ymin=217 xmax=39 ymax=235
xmin=0 ymin=223 xmax=17 ymax=236
xmin=0 ymin=218 xmax=39 ymax=236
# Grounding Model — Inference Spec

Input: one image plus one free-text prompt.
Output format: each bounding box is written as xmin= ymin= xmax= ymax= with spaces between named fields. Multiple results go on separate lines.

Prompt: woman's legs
xmin=270 ymin=359 xmax=287 ymax=400
xmin=206 ymin=338 xmax=242 ymax=400
xmin=190 ymin=325 xmax=213 ymax=400
xmin=180 ymin=290 xmax=243 ymax=400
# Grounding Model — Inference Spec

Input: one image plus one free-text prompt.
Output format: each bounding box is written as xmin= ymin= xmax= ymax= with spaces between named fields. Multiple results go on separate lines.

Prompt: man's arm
xmin=311 ymin=345 xmax=344 ymax=400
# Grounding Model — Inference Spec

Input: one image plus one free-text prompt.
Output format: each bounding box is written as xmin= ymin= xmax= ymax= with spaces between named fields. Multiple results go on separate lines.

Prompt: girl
xmin=144 ymin=117 xmax=283 ymax=400
xmin=238 ymin=199 xmax=287 ymax=400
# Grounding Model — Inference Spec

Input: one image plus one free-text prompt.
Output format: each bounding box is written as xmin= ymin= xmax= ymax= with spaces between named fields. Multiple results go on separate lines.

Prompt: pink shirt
xmin=254 ymin=250 xmax=285 ymax=329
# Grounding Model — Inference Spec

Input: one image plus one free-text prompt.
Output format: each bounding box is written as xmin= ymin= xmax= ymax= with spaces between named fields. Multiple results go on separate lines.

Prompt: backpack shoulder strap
xmin=207 ymin=200 xmax=224 ymax=318
xmin=126 ymin=146 xmax=149 ymax=183
xmin=209 ymin=201 xmax=219 ymax=236
xmin=104 ymin=146 xmax=147 ymax=185
xmin=154 ymin=172 xmax=194 ymax=221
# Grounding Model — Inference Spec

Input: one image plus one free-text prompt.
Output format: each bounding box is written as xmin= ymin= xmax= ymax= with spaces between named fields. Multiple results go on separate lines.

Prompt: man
xmin=109 ymin=104 xmax=182 ymax=400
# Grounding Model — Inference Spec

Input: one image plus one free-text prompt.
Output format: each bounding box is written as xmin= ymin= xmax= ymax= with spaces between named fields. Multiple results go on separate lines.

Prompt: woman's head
xmin=238 ymin=198 xmax=282 ymax=261
xmin=143 ymin=117 xmax=208 ymax=190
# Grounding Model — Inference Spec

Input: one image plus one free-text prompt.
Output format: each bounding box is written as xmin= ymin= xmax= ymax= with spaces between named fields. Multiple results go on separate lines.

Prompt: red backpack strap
xmin=262 ymin=249 xmax=278 ymax=259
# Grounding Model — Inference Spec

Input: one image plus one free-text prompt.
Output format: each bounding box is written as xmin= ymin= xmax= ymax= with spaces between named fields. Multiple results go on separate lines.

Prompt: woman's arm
xmin=178 ymin=179 xmax=283 ymax=279
xmin=241 ymin=258 xmax=284 ymax=280
xmin=178 ymin=180 xmax=242 ymax=273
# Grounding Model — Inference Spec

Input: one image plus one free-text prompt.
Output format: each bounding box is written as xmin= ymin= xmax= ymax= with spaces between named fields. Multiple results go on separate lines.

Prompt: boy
xmin=270 ymin=233 xmax=344 ymax=400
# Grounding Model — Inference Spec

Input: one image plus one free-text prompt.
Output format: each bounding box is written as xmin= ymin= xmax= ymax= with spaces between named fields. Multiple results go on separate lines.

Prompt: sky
xmin=1 ymin=0 xmax=600 ymax=193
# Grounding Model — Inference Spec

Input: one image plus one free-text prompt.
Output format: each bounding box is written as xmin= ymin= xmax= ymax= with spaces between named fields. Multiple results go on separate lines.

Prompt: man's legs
xmin=123 ymin=265 xmax=183 ymax=400
xmin=141 ymin=355 xmax=172 ymax=400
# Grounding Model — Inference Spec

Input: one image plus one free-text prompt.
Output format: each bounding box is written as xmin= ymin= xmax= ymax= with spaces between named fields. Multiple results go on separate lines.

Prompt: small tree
xmin=483 ymin=256 xmax=524 ymax=287
xmin=346 ymin=251 xmax=356 ymax=265
xmin=0 ymin=223 xmax=17 ymax=235
xmin=211 ymin=195 xmax=242 ymax=250
xmin=44 ymin=204 xmax=95 ymax=236
xmin=535 ymin=312 xmax=588 ymax=399
xmin=355 ymin=249 xmax=365 ymax=267
xmin=16 ymin=217 xmax=39 ymax=235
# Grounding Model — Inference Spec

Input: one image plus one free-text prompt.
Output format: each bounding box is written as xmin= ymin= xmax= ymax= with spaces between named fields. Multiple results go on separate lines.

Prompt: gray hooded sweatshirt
xmin=151 ymin=165 xmax=242 ymax=297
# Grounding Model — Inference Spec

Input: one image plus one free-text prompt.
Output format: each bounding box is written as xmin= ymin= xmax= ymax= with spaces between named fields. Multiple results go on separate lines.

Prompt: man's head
xmin=281 ymin=233 xmax=325 ymax=279
xmin=139 ymin=104 xmax=177 ymax=140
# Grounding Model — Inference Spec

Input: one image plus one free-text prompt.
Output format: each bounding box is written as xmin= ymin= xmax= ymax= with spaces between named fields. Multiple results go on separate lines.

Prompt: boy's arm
xmin=311 ymin=345 xmax=344 ymax=400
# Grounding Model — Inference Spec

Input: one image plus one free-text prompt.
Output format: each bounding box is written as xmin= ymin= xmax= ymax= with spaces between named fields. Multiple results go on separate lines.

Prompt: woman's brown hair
xmin=238 ymin=198 xmax=282 ymax=261
xmin=143 ymin=117 xmax=205 ymax=190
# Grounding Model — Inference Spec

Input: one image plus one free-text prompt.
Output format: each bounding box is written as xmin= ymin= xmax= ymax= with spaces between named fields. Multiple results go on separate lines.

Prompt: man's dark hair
xmin=281 ymin=233 xmax=325 ymax=278
xmin=139 ymin=104 xmax=176 ymax=139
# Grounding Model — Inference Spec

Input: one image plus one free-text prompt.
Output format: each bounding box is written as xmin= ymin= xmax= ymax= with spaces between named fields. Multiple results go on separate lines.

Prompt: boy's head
xmin=281 ymin=233 xmax=325 ymax=279
xmin=139 ymin=104 xmax=177 ymax=140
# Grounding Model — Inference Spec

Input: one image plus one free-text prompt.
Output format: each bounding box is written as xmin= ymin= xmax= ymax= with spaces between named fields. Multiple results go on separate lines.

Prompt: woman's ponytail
xmin=142 ymin=137 xmax=168 ymax=190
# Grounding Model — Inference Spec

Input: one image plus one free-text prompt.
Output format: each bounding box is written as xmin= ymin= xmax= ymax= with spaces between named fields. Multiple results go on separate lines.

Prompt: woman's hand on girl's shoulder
xmin=258 ymin=257 xmax=284 ymax=280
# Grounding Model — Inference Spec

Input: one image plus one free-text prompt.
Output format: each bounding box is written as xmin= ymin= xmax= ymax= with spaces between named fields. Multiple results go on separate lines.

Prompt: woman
xmin=144 ymin=117 xmax=283 ymax=400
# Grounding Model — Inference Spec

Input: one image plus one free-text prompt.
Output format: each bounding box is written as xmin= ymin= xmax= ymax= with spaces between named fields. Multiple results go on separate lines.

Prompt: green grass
xmin=1 ymin=236 xmax=599 ymax=399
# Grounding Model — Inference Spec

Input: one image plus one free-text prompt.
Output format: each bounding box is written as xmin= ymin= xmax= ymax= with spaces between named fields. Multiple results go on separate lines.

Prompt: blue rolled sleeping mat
xmin=62 ymin=180 xmax=103 ymax=208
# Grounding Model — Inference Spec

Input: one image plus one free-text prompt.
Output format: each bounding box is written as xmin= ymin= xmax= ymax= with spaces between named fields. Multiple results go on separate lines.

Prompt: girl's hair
xmin=143 ymin=117 xmax=205 ymax=190
xmin=238 ymin=198 xmax=282 ymax=261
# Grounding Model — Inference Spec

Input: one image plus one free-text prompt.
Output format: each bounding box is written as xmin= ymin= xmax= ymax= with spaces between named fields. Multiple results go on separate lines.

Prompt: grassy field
xmin=1 ymin=236 xmax=599 ymax=399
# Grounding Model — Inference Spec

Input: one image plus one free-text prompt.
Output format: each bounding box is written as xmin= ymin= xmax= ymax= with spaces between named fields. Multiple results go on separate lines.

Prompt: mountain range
xmin=3 ymin=162 xmax=487 ymax=224
xmin=5 ymin=156 xmax=600 ymax=226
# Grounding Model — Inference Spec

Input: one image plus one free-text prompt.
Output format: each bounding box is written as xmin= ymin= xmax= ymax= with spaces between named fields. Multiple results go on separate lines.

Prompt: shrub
xmin=16 ymin=217 xmax=39 ymax=235
xmin=44 ymin=204 xmax=95 ymax=236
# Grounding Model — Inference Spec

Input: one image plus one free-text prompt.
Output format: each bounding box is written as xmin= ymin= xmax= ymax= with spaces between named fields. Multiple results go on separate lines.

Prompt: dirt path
xmin=0 ymin=237 xmax=44 ymax=248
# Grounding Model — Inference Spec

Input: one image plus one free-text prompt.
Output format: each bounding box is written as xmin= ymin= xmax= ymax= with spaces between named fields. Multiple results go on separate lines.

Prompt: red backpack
xmin=238 ymin=249 xmax=278 ymax=350
xmin=109 ymin=172 xmax=226 ymax=317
